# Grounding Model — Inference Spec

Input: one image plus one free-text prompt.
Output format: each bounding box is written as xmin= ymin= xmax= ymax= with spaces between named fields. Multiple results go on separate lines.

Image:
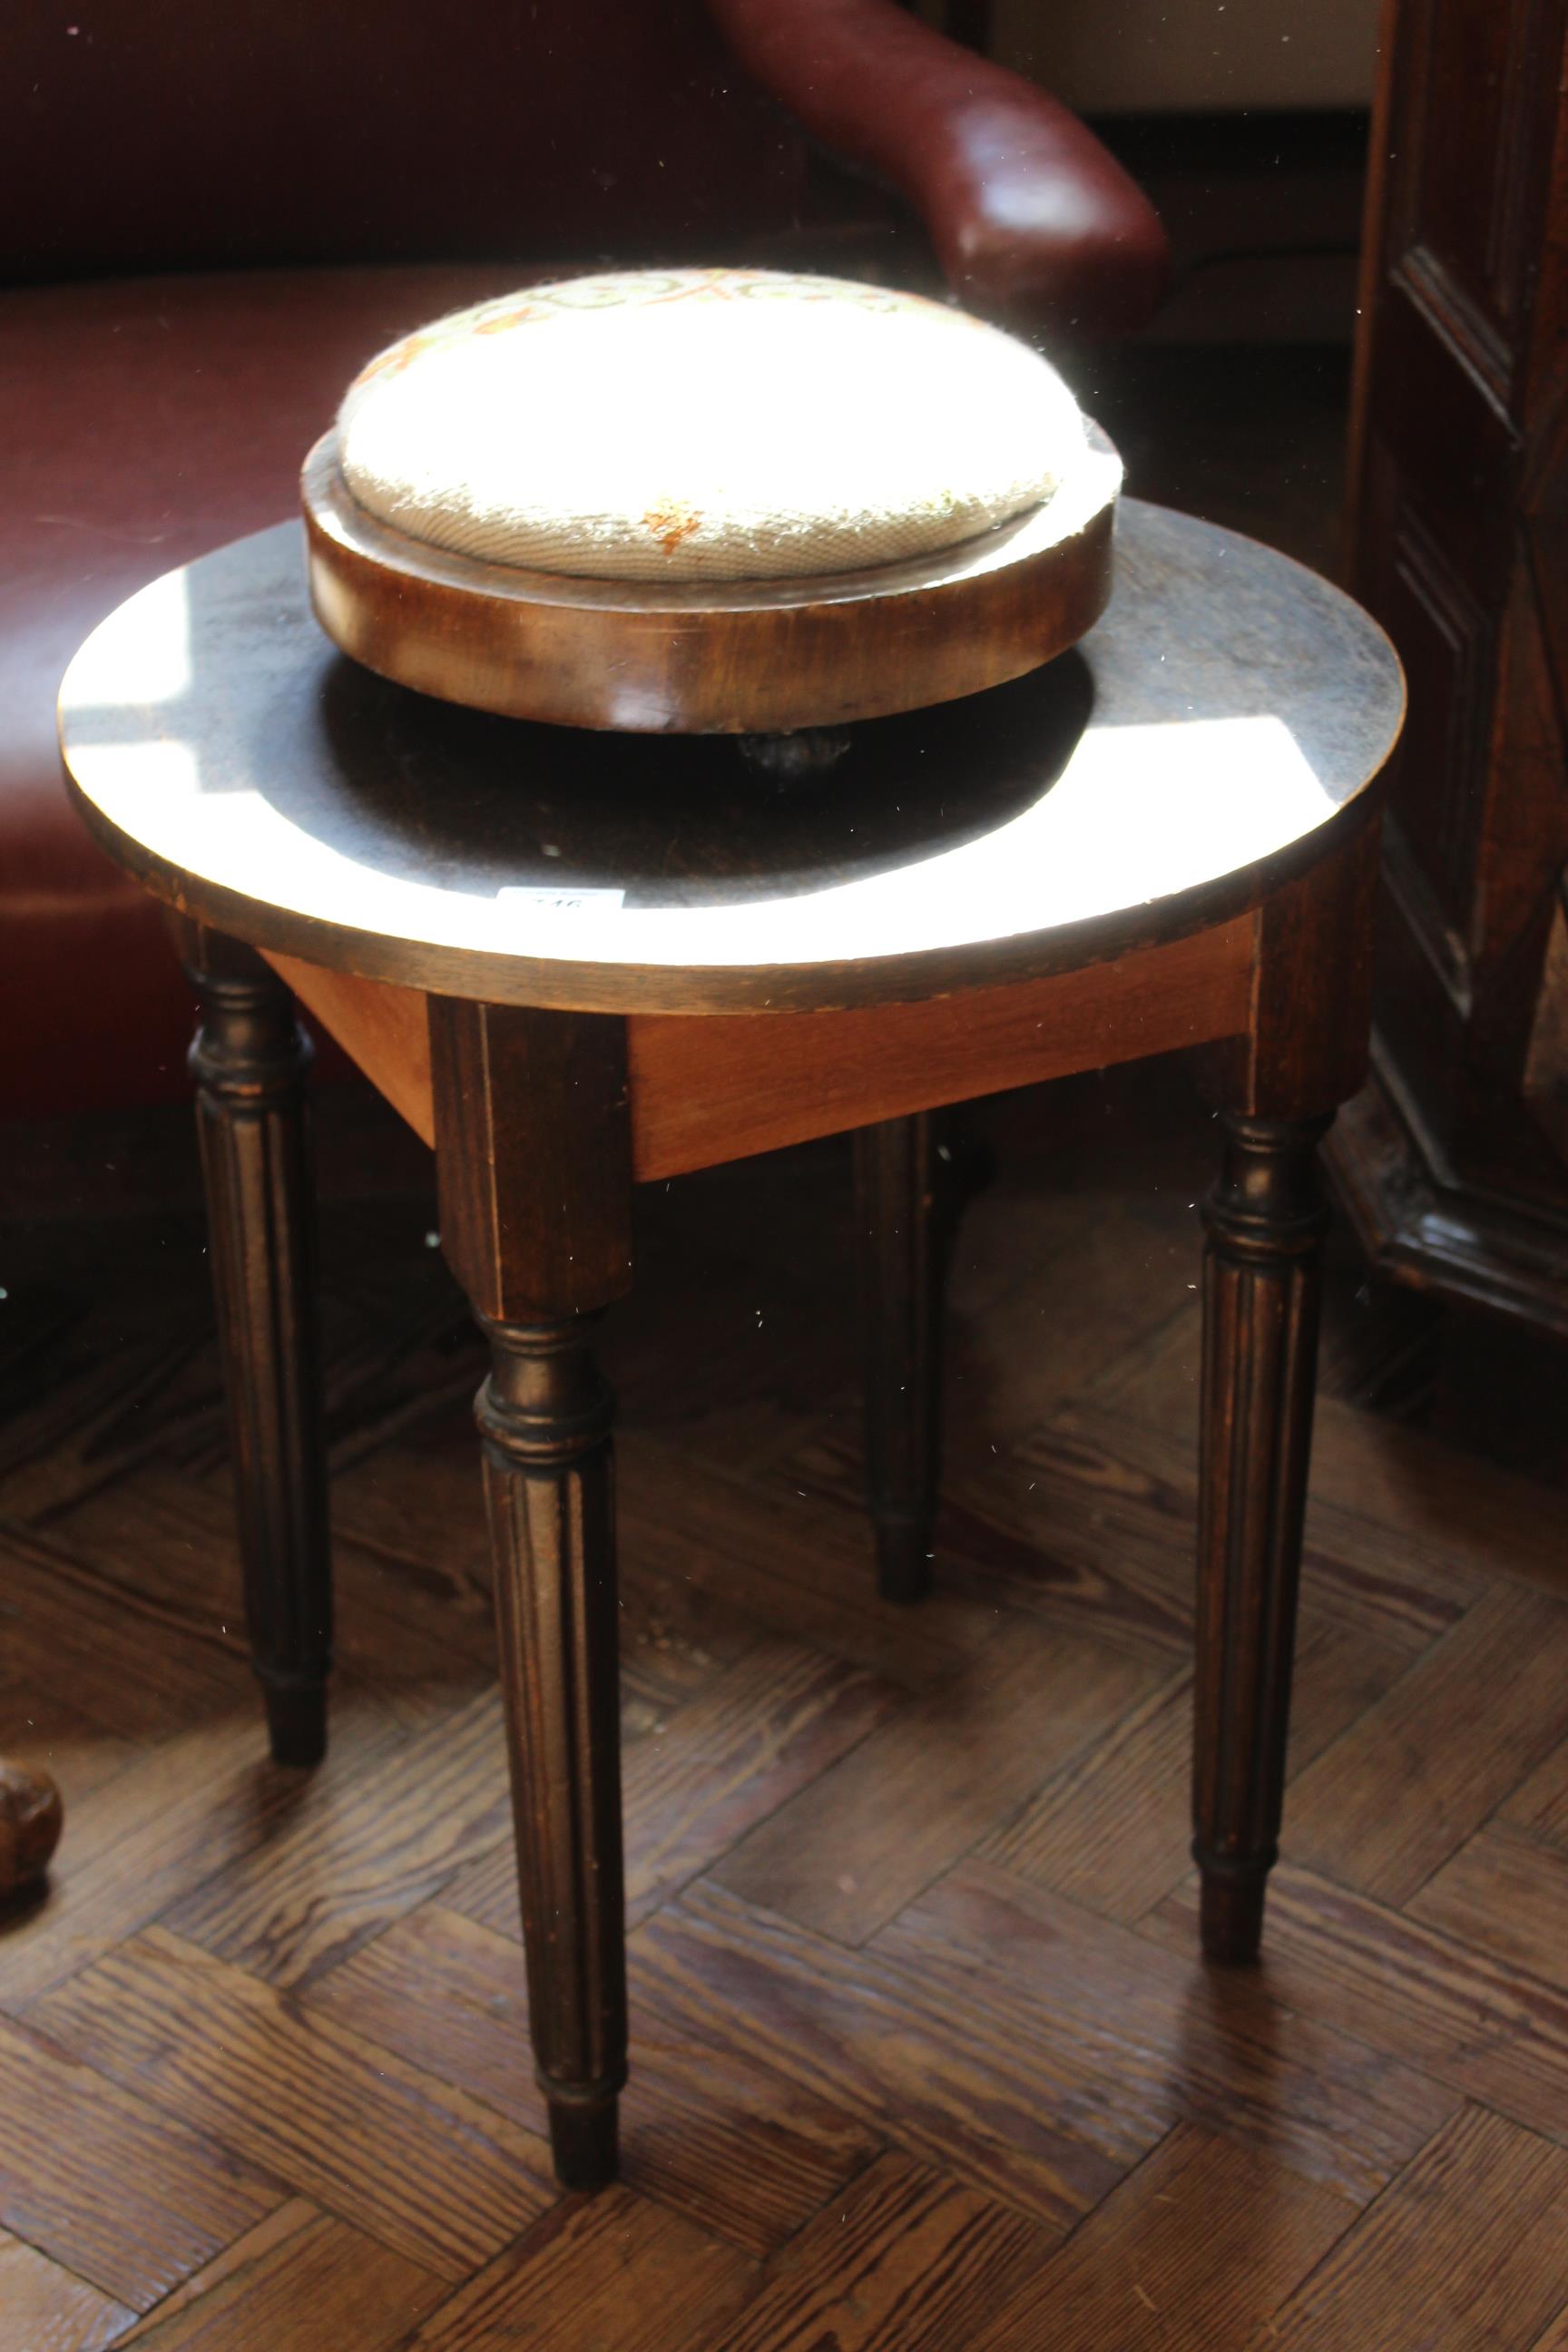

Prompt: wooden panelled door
xmin=1334 ymin=0 xmax=1568 ymax=1336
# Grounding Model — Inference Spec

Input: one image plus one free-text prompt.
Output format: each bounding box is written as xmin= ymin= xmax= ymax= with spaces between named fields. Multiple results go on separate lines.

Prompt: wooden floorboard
xmin=403 ymin=2186 xmax=758 ymax=2352
xmin=636 ymin=1877 xmax=1139 ymax=2230
xmin=967 ymin=2122 xmax=1354 ymax=2352
xmin=0 ymin=2227 xmax=138 ymax=2352
xmin=1142 ymin=1864 xmax=1568 ymax=2145
xmin=706 ymin=2149 xmax=1055 ymax=2352
xmin=0 ymin=2010 xmax=279 ymax=2311
xmin=5 ymin=1054 xmax=1568 ymax=2346
xmin=121 ymin=2208 xmax=446 ymax=2352
xmin=710 ymin=1619 xmax=1161 ymax=1944
xmin=1262 ymin=2105 xmax=1568 ymax=2351
xmin=33 ymin=1930 xmax=554 ymax=2278
xmin=877 ymin=1859 xmax=1458 ymax=2205
xmin=1283 ymin=1581 xmax=1568 ymax=1905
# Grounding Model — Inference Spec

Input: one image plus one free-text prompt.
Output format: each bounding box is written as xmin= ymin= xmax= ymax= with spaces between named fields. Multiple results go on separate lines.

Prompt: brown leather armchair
xmin=0 ymin=0 xmax=1166 ymax=1118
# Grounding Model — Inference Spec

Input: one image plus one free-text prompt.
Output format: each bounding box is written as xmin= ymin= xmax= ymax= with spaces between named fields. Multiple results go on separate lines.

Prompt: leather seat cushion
xmin=0 ymin=263 xmax=527 ymax=1114
xmin=337 ymin=268 xmax=1088 ymax=583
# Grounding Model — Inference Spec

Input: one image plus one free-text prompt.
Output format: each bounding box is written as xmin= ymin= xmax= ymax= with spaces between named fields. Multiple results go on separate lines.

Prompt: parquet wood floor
xmin=5 ymin=1050 xmax=1568 ymax=2349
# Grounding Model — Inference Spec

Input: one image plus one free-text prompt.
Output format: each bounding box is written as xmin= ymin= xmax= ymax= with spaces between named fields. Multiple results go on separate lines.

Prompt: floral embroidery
xmin=347 ymin=270 xmax=944 ymax=399
xmin=642 ymin=500 xmax=703 ymax=556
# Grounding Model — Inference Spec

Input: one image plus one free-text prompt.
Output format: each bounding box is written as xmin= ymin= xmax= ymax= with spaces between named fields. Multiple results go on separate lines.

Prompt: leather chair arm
xmin=705 ymin=0 xmax=1169 ymax=338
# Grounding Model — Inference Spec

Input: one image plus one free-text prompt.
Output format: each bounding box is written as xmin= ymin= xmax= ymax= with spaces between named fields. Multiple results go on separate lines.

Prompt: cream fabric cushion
xmin=337 ymin=268 xmax=1090 ymax=585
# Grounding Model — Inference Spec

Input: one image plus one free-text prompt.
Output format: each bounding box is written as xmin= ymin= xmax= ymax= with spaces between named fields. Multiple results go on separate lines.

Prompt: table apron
xmin=264 ymin=916 xmax=1253 ymax=1182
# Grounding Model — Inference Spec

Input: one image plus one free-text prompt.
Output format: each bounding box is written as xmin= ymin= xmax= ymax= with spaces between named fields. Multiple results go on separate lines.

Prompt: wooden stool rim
xmin=300 ymin=426 xmax=1122 ymax=734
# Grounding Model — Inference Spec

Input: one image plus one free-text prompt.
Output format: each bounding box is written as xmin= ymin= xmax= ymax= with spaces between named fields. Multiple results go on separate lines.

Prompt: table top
xmin=59 ymin=501 xmax=1404 ymax=1014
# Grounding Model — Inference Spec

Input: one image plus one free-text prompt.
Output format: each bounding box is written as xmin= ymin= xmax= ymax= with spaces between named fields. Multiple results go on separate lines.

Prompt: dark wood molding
xmin=1327 ymin=1048 xmax=1568 ymax=1340
xmin=1344 ymin=0 xmax=1568 ymax=1341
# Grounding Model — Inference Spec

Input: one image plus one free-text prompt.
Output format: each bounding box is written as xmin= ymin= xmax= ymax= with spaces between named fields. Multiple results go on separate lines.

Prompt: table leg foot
xmin=547 ymin=2092 xmax=620 ymax=2193
xmin=260 ymin=1679 xmax=328 ymax=1769
xmin=1197 ymin=1856 xmax=1269 ymax=1965
xmin=872 ymin=1516 xmax=933 ymax=1607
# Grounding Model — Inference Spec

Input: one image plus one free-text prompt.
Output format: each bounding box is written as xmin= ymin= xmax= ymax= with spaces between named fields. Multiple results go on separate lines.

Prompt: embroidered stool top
xmin=302 ymin=269 xmax=1122 ymax=736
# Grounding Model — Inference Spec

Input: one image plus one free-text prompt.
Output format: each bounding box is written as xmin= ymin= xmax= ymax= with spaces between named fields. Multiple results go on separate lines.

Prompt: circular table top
xmin=59 ymin=501 xmax=1404 ymax=1015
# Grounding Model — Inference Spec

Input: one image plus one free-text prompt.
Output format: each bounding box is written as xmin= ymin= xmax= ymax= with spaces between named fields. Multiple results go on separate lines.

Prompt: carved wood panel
xmin=1388 ymin=0 xmax=1563 ymax=390
xmin=1337 ymin=0 xmax=1568 ymax=1329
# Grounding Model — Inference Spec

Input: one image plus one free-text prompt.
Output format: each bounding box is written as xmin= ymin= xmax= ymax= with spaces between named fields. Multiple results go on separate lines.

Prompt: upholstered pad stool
xmin=302 ymin=270 xmax=1122 ymax=740
xmin=61 ymin=503 xmax=1403 ymax=2196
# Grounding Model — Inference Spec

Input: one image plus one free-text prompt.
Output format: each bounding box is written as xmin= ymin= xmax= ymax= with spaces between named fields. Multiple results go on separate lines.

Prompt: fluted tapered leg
xmin=186 ymin=929 xmax=330 ymax=1767
xmin=1193 ymin=1111 xmax=1332 ymax=1963
xmin=429 ymin=994 xmax=634 ymax=2196
xmin=478 ymin=1311 xmax=625 ymax=2190
xmin=855 ymin=1113 xmax=942 ymax=1603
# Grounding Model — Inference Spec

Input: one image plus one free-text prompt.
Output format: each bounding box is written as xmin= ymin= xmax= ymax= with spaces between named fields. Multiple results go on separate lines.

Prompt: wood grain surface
xmin=58 ymin=501 xmax=1403 ymax=1014
xmin=0 ymin=2230 xmax=134 ymax=2352
xmin=262 ymin=918 xmax=1254 ymax=1177
xmin=115 ymin=2211 xmax=444 ymax=2352
xmin=1262 ymin=2106 xmax=1568 ymax=2350
xmin=301 ymin=428 xmax=1121 ymax=736
xmin=1284 ymin=1582 xmax=1568 ymax=1904
xmin=967 ymin=2123 xmax=1352 ymax=2352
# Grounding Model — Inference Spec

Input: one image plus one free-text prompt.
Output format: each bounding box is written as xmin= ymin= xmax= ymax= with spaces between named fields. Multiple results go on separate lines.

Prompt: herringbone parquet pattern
xmin=5 ymin=1054 xmax=1568 ymax=2349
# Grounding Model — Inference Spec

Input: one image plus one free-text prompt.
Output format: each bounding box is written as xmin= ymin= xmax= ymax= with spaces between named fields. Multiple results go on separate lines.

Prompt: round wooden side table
xmin=58 ymin=501 xmax=1405 ymax=2192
